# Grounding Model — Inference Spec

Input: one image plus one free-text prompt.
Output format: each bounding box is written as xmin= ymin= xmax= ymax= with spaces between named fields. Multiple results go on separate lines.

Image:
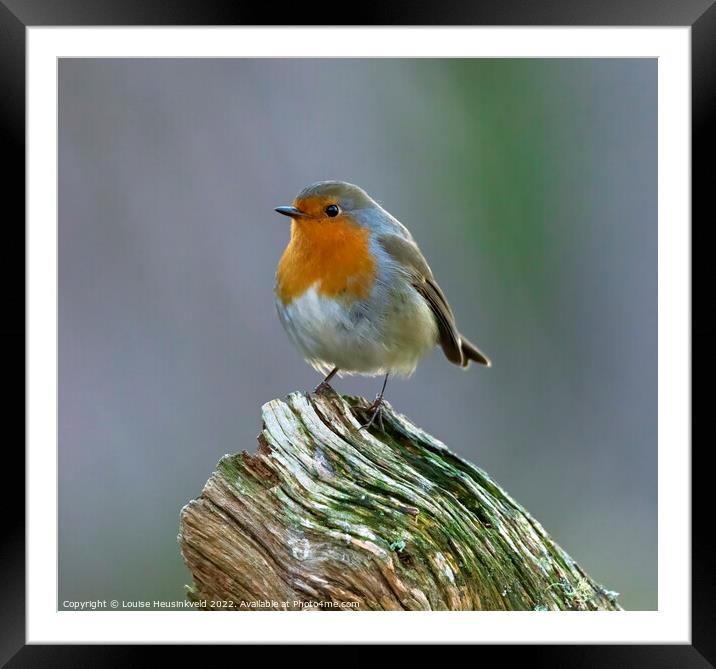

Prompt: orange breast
xmin=276 ymin=216 xmax=376 ymax=305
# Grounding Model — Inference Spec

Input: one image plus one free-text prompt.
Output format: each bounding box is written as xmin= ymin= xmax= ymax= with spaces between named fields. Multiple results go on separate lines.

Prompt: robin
xmin=274 ymin=181 xmax=490 ymax=427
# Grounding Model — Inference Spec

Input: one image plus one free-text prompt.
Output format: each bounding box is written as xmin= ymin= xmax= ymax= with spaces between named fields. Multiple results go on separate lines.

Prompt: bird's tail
xmin=459 ymin=335 xmax=491 ymax=368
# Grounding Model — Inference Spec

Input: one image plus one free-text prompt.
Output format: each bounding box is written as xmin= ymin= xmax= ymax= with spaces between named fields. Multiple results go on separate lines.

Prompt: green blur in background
xmin=59 ymin=59 xmax=656 ymax=610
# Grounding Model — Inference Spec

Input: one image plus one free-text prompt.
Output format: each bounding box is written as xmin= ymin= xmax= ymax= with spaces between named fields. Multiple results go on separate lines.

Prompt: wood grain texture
xmin=178 ymin=389 xmax=621 ymax=611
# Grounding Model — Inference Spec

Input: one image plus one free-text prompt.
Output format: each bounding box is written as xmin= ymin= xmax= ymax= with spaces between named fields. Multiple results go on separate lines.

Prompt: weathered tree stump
xmin=178 ymin=389 xmax=621 ymax=611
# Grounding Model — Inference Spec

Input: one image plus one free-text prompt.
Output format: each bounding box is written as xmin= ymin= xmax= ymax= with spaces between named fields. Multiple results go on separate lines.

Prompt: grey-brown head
xmin=274 ymin=181 xmax=379 ymax=221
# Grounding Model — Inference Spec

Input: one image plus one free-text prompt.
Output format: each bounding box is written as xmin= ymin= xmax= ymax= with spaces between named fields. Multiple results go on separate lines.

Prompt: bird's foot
xmin=313 ymin=367 xmax=339 ymax=395
xmin=313 ymin=381 xmax=334 ymax=395
xmin=360 ymin=396 xmax=386 ymax=432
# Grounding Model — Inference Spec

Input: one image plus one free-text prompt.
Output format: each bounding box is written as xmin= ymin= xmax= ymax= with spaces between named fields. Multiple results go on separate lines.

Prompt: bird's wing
xmin=378 ymin=233 xmax=465 ymax=365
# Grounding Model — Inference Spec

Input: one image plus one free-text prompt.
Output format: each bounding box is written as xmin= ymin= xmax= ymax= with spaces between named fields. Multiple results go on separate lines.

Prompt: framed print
xmin=3 ymin=0 xmax=710 ymax=661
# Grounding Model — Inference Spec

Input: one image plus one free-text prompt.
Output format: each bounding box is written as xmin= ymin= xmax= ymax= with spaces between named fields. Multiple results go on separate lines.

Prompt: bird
xmin=274 ymin=180 xmax=490 ymax=427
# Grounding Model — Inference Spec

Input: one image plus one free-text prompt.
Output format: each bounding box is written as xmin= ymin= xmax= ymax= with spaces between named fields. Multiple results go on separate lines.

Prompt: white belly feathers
xmin=276 ymin=283 xmax=438 ymax=377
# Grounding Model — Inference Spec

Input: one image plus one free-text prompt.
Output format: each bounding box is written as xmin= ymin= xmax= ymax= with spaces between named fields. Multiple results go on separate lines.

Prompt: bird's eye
xmin=325 ymin=204 xmax=340 ymax=217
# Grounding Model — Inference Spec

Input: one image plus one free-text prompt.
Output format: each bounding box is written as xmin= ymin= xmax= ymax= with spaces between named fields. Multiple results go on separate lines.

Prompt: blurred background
xmin=58 ymin=58 xmax=657 ymax=610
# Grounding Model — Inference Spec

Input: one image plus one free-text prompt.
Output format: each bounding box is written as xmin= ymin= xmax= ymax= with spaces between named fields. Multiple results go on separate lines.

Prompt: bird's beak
xmin=275 ymin=205 xmax=306 ymax=219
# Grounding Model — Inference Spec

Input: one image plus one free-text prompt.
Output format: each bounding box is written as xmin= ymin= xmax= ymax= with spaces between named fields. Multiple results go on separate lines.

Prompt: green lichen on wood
xmin=178 ymin=388 xmax=621 ymax=611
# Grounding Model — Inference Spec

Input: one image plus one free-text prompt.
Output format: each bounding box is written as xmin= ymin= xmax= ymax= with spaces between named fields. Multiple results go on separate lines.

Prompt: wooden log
xmin=178 ymin=388 xmax=622 ymax=611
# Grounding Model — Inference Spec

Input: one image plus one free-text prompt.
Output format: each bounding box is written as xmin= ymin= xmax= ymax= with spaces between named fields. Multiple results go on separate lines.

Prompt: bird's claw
xmin=359 ymin=396 xmax=386 ymax=432
xmin=313 ymin=381 xmax=334 ymax=395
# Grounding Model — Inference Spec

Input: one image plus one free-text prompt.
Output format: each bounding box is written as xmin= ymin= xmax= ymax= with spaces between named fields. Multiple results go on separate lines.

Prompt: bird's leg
xmin=361 ymin=374 xmax=389 ymax=431
xmin=314 ymin=367 xmax=339 ymax=394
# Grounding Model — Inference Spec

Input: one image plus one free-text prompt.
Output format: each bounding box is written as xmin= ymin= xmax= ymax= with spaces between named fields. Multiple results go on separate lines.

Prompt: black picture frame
xmin=3 ymin=0 xmax=709 ymax=662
